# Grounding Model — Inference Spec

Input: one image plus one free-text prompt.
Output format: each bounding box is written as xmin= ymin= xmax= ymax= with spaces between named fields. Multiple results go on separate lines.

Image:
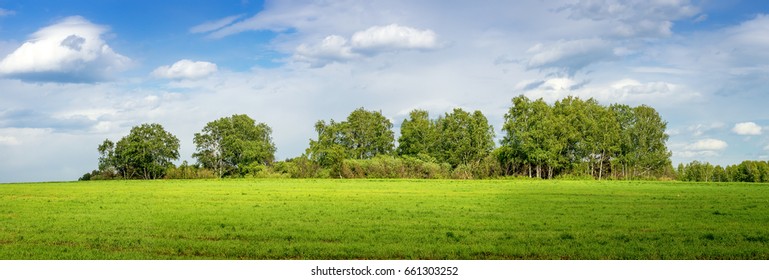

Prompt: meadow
xmin=0 ymin=179 xmax=767 ymax=259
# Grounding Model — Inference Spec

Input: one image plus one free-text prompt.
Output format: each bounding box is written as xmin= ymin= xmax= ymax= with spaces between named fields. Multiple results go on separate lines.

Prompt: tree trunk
xmin=598 ymin=159 xmax=603 ymax=180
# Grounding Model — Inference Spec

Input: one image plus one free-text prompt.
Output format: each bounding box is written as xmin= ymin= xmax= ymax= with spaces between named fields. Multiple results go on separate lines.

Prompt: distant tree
xmin=433 ymin=108 xmax=495 ymax=167
xmin=345 ymin=108 xmax=395 ymax=159
xmin=193 ymin=114 xmax=276 ymax=177
xmin=501 ymin=95 xmax=671 ymax=179
xmin=97 ymin=139 xmax=118 ymax=177
xmin=501 ymin=95 xmax=536 ymax=177
xmin=307 ymin=108 xmax=394 ymax=172
xmin=307 ymin=119 xmax=348 ymax=169
xmin=397 ymin=110 xmax=435 ymax=157
xmin=501 ymin=96 xmax=560 ymax=178
xmin=626 ymin=105 xmax=672 ymax=178
xmin=96 ymin=123 xmax=180 ymax=179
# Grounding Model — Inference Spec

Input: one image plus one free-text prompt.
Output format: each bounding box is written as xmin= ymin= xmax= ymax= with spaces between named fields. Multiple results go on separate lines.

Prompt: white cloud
xmin=0 ymin=128 xmax=51 ymax=146
xmin=350 ymin=24 xmax=439 ymax=53
xmin=686 ymin=138 xmax=728 ymax=151
xmin=189 ymin=14 xmax=245 ymax=34
xmin=0 ymin=16 xmax=130 ymax=83
xmin=152 ymin=59 xmax=218 ymax=80
xmin=732 ymin=122 xmax=762 ymax=135
xmin=558 ymin=0 xmax=700 ymax=37
xmin=687 ymin=123 xmax=724 ymax=137
xmin=293 ymin=24 xmax=439 ymax=67
xmin=764 ymin=144 xmax=769 ymax=151
xmin=723 ymin=14 xmax=769 ymax=62
xmin=0 ymin=135 xmax=19 ymax=145
xmin=524 ymin=38 xmax=616 ymax=76
xmin=521 ymin=77 xmax=700 ymax=107
xmin=294 ymin=35 xmax=359 ymax=66
xmin=675 ymin=138 xmax=728 ymax=158
xmin=631 ymin=67 xmax=692 ymax=75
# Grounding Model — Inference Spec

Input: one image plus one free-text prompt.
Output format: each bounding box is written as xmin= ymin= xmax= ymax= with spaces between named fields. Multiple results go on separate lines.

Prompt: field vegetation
xmin=2 ymin=179 xmax=768 ymax=259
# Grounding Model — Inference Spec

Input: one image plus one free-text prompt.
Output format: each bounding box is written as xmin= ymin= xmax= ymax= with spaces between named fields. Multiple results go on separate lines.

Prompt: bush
xmin=164 ymin=162 xmax=217 ymax=179
xmin=401 ymin=156 xmax=451 ymax=179
xmin=451 ymin=164 xmax=474 ymax=179
xmin=340 ymin=155 xmax=452 ymax=179
xmin=274 ymin=156 xmax=326 ymax=178
xmin=341 ymin=157 xmax=405 ymax=178
xmin=242 ymin=163 xmax=290 ymax=179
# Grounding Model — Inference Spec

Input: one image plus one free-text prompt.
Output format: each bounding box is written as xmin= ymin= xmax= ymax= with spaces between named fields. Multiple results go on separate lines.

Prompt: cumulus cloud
xmin=686 ymin=138 xmax=728 ymax=151
xmin=524 ymin=38 xmax=616 ymax=76
xmin=294 ymin=35 xmax=359 ymax=66
xmin=293 ymin=24 xmax=439 ymax=67
xmin=152 ymin=59 xmax=218 ymax=80
xmin=0 ymin=16 xmax=130 ymax=83
xmin=350 ymin=24 xmax=439 ymax=53
xmin=732 ymin=122 xmax=762 ymax=135
xmin=558 ymin=0 xmax=700 ymax=37
xmin=675 ymin=138 xmax=728 ymax=158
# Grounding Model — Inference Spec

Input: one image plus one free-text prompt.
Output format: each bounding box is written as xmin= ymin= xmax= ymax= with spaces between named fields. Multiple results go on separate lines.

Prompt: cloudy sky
xmin=1 ymin=0 xmax=768 ymax=182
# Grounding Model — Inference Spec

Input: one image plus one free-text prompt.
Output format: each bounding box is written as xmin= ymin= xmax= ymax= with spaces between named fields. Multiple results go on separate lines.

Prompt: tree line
xmin=82 ymin=95 xmax=681 ymax=181
xmin=677 ymin=160 xmax=769 ymax=183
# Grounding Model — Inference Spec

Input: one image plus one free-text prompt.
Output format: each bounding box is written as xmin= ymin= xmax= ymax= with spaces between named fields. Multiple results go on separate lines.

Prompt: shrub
xmin=164 ymin=162 xmax=217 ymax=179
xmin=274 ymin=156 xmax=326 ymax=178
xmin=451 ymin=164 xmax=474 ymax=179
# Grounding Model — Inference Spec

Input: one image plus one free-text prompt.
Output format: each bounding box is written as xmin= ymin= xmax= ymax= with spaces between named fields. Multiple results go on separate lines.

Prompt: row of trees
xmin=88 ymin=115 xmax=275 ymax=180
xmin=677 ymin=160 xmax=769 ymax=183
xmin=498 ymin=96 xmax=672 ymax=179
xmin=83 ymin=95 xmax=678 ymax=181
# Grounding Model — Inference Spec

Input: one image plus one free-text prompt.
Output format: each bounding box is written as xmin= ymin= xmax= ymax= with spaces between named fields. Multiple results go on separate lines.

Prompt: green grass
xmin=1 ymin=179 xmax=768 ymax=259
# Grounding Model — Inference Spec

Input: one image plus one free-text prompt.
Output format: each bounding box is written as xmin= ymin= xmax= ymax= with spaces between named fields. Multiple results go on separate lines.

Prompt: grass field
xmin=1 ymin=179 xmax=768 ymax=259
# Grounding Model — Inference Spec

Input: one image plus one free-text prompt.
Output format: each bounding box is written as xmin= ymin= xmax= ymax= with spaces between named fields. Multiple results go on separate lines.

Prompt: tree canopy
xmin=84 ymin=95 xmax=687 ymax=181
xmin=193 ymin=114 xmax=276 ymax=177
xmin=397 ymin=108 xmax=495 ymax=167
xmin=500 ymin=95 xmax=671 ymax=179
xmin=97 ymin=123 xmax=180 ymax=179
xmin=307 ymin=108 xmax=395 ymax=172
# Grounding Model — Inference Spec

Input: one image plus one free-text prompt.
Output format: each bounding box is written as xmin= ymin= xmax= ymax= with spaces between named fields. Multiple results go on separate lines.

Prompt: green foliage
xmin=307 ymin=108 xmax=395 ymax=174
xmin=86 ymin=98 xmax=681 ymax=181
xmin=396 ymin=108 xmax=495 ymax=169
xmin=97 ymin=123 xmax=180 ymax=179
xmin=433 ymin=108 xmax=495 ymax=168
xmin=164 ymin=161 xmax=217 ymax=179
xmin=193 ymin=114 xmax=276 ymax=178
xmin=273 ymin=156 xmax=328 ymax=178
xmin=397 ymin=110 xmax=434 ymax=157
xmin=500 ymin=95 xmax=671 ymax=180
xmin=678 ymin=160 xmax=769 ymax=183
xmin=345 ymin=108 xmax=395 ymax=159
xmin=339 ymin=155 xmax=451 ymax=179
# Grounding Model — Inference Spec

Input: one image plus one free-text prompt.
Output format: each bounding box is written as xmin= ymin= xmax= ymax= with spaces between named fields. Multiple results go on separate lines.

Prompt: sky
xmin=1 ymin=0 xmax=769 ymax=183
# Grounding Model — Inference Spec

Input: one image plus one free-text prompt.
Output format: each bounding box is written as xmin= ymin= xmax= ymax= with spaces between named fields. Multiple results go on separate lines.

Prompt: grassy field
xmin=1 ymin=179 xmax=768 ymax=259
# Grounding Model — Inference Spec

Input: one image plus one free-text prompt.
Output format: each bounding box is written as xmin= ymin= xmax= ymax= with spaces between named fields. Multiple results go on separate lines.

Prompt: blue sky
xmin=1 ymin=0 xmax=768 ymax=182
